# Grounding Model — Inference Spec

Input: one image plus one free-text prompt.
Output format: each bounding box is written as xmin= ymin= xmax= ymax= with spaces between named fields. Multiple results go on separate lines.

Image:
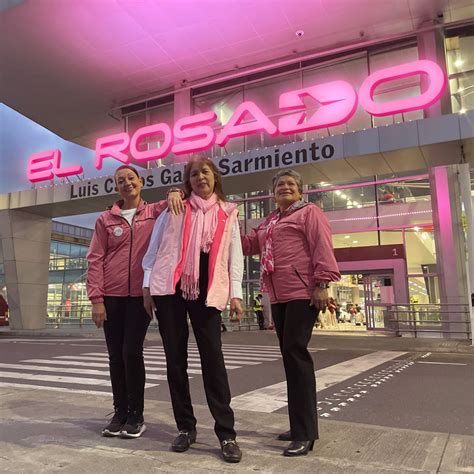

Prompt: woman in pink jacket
xmin=242 ymin=169 xmax=340 ymax=457
xmin=142 ymin=156 xmax=244 ymax=464
xmin=86 ymin=164 xmax=181 ymax=439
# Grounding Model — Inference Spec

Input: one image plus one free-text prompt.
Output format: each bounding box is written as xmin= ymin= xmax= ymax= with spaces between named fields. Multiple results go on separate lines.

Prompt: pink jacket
xmin=86 ymin=199 xmax=167 ymax=304
xmin=143 ymin=202 xmax=243 ymax=311
xmin=242 ymin=203 xmax=340 ymax=304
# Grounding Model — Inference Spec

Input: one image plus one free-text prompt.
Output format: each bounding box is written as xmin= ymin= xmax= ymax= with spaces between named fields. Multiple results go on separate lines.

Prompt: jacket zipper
xmin=119 ymin=214 xmax=135 ymax=296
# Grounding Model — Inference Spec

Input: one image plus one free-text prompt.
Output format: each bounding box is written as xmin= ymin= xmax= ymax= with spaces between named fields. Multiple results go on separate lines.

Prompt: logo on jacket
xmin=113 ymin=227 xmax=123 ymax=237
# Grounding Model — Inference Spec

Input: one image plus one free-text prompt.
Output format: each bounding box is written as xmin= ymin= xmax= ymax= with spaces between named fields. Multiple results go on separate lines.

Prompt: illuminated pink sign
xmin=27 ymin=150 xmax=83 ymax=183
xmin=27 ymin=60 xmax=447 ymax=183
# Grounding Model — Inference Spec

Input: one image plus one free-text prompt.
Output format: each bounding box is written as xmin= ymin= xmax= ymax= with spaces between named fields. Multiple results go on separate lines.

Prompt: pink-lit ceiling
xmin=1 ymin=0 xmax=472 ymax=148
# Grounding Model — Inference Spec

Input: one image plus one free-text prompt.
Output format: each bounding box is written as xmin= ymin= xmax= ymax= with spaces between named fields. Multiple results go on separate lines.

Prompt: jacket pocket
xmin=293 ymin=266 xmax=309 ymax=288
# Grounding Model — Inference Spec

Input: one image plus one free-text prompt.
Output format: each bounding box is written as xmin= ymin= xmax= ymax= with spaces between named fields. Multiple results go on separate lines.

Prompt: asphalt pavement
xmin=0 ymin=328 xmax=473 ymax=472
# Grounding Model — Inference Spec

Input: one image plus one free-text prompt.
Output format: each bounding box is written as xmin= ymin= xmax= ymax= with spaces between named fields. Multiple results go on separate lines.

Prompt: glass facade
xmin=446 ymin=29 xmax=474 ymax=114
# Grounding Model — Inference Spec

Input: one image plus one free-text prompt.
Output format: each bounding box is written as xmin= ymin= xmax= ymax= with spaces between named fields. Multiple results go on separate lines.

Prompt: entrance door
xmin=362 ymin=273 xmax=395 ymax=330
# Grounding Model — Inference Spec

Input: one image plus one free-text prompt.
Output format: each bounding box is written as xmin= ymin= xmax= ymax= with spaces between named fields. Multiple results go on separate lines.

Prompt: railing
xmin=46 ymin=304 xmax=94 ymax=328
xmin=387 ymin=304 xmax=471 ymax=339
xmin=46 ymin=304 xmax=261 ymax=331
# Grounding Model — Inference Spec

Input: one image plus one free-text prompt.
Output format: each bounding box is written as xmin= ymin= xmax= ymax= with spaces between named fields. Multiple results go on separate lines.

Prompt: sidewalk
xmin=1 ymin=387 xmax=472 ymax=473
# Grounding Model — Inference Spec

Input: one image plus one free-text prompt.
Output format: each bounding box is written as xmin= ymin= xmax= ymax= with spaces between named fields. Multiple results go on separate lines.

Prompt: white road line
xmin=145 ymin=349 xmax=279 ymax=361
xmin=0 ymin=338 xmax=104 ymax=343
xmin=77 ymin=353 xmax=249 ymax=367
xmin=417 ymin=361 xmax=467 ymax=366
xmin=145 ymin=348 xmax=280 ymax=358
xmin=0 ymin=382 xmax=111 ymax=396
xmin=0 ymin=363 xmax=167 ymax=381
xmin=231 ymin=351 xmax=407 ymax=413
xmin=24 ymin=359 xmax=203 ymax=375
xmin=0 ymin=370 xmax=156 ymax=388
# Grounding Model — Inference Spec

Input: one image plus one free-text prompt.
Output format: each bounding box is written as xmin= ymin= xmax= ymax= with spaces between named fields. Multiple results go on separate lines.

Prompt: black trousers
xmin=103 ymin=296 xmax=151 ymax=415
xmin=153 ymin=254 xmax=235 ymax=441
xmin=271 ymin=299 xmax=318 ymax=441
xmin=255 ymin=310 xmax=264 ymax=330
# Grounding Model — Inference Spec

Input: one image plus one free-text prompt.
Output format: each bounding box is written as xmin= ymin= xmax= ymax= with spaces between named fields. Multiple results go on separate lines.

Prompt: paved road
xmin=1 ymin=331 xmax=472 ymax=436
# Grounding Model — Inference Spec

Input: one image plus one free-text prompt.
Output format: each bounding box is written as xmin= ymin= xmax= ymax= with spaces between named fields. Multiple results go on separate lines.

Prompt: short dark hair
xmin=271 ymin=169 xmax=303 ymax=193
xmin=183 ymin=154 xmax=227 ymax=201
xmin=114 ymin=164 xmax=140 ymax=183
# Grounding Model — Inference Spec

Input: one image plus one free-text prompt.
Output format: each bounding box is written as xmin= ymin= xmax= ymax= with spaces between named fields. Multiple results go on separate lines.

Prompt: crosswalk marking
xmin=0 ymin=370 xmax=157 ymax=388
xmin=2 ymin=343 xmax=280 ymax=395
xmin=79 ymin=352 xmax=264 ymax=367
xmin=0 ymin=363 xmax=167 ymax=381
xmin=230 ymin=351 xmax=407 ymax=413
xmin=0 ymin=382 xmax=111 ymax=396
xmin=24 ymin=359 xmax=203 ymax=375
xmin=145 ymin=348 xmax=279 ymax=360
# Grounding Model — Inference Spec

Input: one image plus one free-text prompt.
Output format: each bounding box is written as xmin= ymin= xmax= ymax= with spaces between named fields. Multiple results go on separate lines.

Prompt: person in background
xmin=241 ymin=169 xmax=340 ymax=457
xmin=253 ymin=293 xmax=265 ymax=330
xmin=86 ymin=164 xmax=182 ymax=439
xmin=142 ymin=155 xmax=244 ymax=463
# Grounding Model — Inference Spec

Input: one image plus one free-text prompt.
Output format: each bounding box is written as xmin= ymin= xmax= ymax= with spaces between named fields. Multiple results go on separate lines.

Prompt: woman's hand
xmin=310 ymin=288 xmax=329 ymax=313
xmin=229 ymin=298 xmax=244 ymax=322
xmin=92 ymin=303 xmax=107 ymax=328
xmin=143 ymin=288 xmax=156 ymax=319
xmin=167 ymin=189 xmax=185 ymax=216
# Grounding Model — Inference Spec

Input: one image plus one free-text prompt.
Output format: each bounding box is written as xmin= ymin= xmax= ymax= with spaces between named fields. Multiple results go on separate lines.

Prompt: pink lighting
xmin=130 ymin=123 xmax=173 ymax=162
xmin=215 ymin=101 xmax=278 ymax=146
xmin=359 ymin=60 xmax=447 ymax=116
xmin=95 ymin=133 xmax=131 ymax=170
xmin=278 ymin=81 xmax=357 ymax=133
xmin=27 ymin=150 xmax=83 ymax=183
xmin=26 ymin=60 xmax=448 ymax=183
xmin=172 ymin=111 xmax=217 ymax=155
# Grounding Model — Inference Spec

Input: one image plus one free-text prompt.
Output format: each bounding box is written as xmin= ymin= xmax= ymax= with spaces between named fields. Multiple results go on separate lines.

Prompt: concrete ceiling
xmin=1 ymin=0 xmax=472 ymax=149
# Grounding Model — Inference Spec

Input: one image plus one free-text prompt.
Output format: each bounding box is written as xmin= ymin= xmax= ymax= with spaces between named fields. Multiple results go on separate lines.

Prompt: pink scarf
xmin=181 ymin=192 xmax=219 ymax=300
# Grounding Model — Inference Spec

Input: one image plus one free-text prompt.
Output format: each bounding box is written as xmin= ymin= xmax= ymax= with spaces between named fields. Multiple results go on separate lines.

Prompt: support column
xmin=0 ymin=210 xmax=51 ymax=330
xmin=429 ymin=165 xmax=470 ymax=338
xmin=417 ymin=23 xmax=452 ymax=117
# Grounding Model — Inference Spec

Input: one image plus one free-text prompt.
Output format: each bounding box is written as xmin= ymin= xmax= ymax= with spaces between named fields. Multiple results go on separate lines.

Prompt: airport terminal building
xmin=0 ymin=2 xmax=472 ymax=338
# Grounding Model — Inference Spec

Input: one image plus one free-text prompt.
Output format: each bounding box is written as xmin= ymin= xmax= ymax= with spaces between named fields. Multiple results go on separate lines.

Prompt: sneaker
xmin=102 ymin=410 xmax=127 ymax=437
xmin=221 ymin=439 xmax=242 ymax=463
xmin=120 ymin=411 xmax=147 ymax=439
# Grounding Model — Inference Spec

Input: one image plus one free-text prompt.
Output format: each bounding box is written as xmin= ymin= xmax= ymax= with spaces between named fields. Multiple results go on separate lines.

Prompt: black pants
xmin=255 ymin=310 xmax=264 ymax=330
xmin=153 ymin=254 xmax=236 ymax=441
xmin=103 ymin=296 xmax=151 ymax=415
xmin=271 ymin=299 xmax=318 ymax=441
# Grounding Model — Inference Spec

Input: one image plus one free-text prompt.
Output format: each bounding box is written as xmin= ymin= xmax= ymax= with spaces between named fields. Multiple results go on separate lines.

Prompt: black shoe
xmin=171 ymin=429 xmax=197 ymax=452
xmin=221 ymin=439 xmax=242 ymax=463
xmin=277 ymin=430 xmax=292 ymax=441
xmin=120 ymin=411 xmax=146 ymax=439
xmin=283 ymin=440 xmax=315 ymax=457
xmin=102 ymin=410 xmax=127 ymax=437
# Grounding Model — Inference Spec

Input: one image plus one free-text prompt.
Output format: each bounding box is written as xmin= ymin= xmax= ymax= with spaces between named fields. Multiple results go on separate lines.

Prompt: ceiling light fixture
xmin=454 ymin=59 xmax=463 ymax=67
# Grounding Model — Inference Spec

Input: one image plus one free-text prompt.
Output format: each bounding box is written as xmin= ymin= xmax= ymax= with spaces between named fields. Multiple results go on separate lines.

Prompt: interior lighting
xmin=341 ymin=193 xmax=347 ymax=199
xmin=421 ymin=233 xmax=428 ymax=240
xmin=357 ymin=205 xmax=363 ymax=208
xmin=347 ymin=200 xmax=352 ymax=206
xmin=352 ymin=240 xmax=359 ymax=244
xmin=335 ymin=190 xmax=342 ymax=196
xmin=413 ymin=226 xmax=420 ymax=231
xmin=454 ymin=59 xmax=463 ymax=67
xmin=352 ymin=201 xmax=359 ymax=206
xmin=459 ymin=108 xmax=466 ymax=114
xmin=344 ymin=235 xmax=351 ymax=239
